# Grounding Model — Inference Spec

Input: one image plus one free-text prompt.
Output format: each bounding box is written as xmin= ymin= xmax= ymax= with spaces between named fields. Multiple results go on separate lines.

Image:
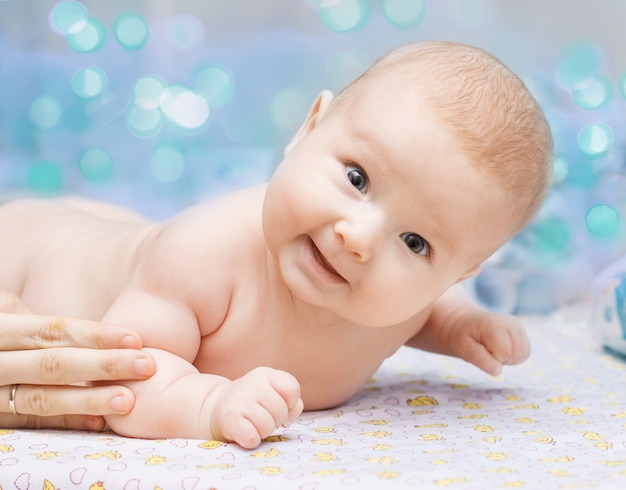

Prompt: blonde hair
xmin=333 ymin=41 xmax=553 ymax=233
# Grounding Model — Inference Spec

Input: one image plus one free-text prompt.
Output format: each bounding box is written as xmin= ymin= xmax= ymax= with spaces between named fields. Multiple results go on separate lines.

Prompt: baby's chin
xmin=332 ymin=302 xmax=424 ymax=329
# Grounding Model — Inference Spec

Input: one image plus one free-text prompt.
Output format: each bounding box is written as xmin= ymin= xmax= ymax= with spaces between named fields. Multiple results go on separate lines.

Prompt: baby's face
xmin=263 ymin=84 xmax=516 ymax=327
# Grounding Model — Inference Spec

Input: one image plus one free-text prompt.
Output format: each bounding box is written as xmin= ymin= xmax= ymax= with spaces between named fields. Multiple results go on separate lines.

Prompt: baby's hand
xmin=452 ymin=312 xmax=530 ymax=376
xmin=209 ymin=367 xmax=303 ymax=449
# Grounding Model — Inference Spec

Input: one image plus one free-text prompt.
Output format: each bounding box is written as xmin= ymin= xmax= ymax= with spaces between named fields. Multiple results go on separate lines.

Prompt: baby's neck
xmin=262 ymin=247 xmax=351 ymax=330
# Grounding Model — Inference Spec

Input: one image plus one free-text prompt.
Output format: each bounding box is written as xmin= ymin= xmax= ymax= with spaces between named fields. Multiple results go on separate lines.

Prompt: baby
xmin=0 ymin=41 xmax=552 ymax=448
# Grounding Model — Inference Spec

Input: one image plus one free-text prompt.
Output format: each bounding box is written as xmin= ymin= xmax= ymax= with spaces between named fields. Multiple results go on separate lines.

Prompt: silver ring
xmin=8 ymin=384 xmax=20 ymax=415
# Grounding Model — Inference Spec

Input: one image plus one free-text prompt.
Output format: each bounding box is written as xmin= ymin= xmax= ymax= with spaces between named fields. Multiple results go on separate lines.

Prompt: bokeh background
xmin=1 ymin=0 xmax=626 ymax=314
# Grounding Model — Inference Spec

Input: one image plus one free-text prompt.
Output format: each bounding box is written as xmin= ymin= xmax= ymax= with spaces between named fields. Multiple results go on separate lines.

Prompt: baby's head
xmin=329 ymin=41 xmax=553 ymax=243
xmin=265 ymin=41 xmax=553 ymax=326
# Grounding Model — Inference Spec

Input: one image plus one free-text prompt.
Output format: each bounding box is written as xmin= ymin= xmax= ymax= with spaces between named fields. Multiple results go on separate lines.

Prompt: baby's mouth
xmin=311 ymin=240 xmax=344 ymax=280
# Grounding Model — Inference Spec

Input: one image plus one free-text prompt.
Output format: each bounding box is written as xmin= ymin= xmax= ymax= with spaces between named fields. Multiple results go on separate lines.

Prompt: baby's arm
xmin=104 ymin=347 xmax=302 ymax=449
xmin=406 ymin=284 xmax=530 ymax=376
xmin=101 ymin=290 xmax=303 ymax=449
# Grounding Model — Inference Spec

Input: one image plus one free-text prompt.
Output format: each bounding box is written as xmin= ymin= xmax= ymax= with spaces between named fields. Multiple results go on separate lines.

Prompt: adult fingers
xmin=0 ymin=413 xmax=106 ymax=432
xmin=0 ymin=312 xmax=144 ymax=350
xmin=0 ymin=384 xmax=135 ymax=419
xmin=0 ymin=348 xmax=155 ymax=386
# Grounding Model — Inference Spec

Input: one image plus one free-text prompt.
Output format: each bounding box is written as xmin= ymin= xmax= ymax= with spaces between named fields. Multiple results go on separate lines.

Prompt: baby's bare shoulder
xmin=133 ymin=186 xmax=268 ymax=330
xmin=154 ymin=186 xmax=266 ymax=258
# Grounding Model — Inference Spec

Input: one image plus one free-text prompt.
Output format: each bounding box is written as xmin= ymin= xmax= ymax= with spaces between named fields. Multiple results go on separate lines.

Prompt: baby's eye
xmin=346 ymin=165 xmax=368 ymax=194
xmin=400 ymin=232 xmax=430 ymax=256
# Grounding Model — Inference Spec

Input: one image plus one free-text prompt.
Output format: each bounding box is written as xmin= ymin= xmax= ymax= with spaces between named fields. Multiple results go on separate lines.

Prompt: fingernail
xmin=110 ymin=394 xmax=131 ymax=413
xmin=133 ymin=357 xmax=152 ymax=377
xmin=121 ymin=335 xmax=141 ymax=349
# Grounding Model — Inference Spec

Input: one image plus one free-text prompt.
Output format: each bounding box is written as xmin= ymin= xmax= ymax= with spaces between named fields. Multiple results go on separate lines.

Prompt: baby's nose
xmin=334 ymin=211 xmax=384 ymax=261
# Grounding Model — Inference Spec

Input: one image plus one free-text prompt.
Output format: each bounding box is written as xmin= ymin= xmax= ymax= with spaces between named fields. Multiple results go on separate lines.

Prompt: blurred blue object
xmin=593 ymin=255 xmax=626 ymax=355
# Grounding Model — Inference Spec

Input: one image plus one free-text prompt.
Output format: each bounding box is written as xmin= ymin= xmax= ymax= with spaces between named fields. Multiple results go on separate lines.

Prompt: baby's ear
xmin=455 ymin=265 xmax=482 ymax=284
xmin=284 ymin=90 xmax=334 ymax=156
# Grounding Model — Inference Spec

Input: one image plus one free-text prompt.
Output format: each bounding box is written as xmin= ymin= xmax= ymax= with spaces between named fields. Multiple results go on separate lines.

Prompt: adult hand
xmin=0 ymin=292 xmax=156 ymax=431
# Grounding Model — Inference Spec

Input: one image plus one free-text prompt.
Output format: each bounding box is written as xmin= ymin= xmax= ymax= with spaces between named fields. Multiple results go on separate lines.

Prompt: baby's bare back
xmin=0 ymin=198 xmax=157 ymax=319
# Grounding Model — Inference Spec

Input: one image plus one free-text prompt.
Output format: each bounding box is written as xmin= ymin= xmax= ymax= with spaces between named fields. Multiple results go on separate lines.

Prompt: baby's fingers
xmin=456 ymin=333 xmax=503 ymax=376
xmin=468 ymin=344 xmax=504 ymax=376
xmin=217 ymin=397 xmax=277 ymax=449
xmin=230 ymin=395 xmax=301 ymax=448
xmin=222 ymin=416 xmax=264 ymax=450
xmin=507 ymin=323 xmax=531 ymax=365
xmin=285 ymin=398 xmax=304 ymax=428
xmin=481 ymin=319 xmax=530 ymax=367
xmin=267 ymin=369 xmax=302 ymax=423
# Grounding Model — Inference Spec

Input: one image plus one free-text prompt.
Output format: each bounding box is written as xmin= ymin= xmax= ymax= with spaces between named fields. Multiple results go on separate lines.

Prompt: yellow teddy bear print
xmin=314 ymin=427 xmax=336 ymax=433
xmin=251 ymin=448 xmax=281 ymax=459
xmin=434 ymin=477 xmax=469 ymax=486
xmin=407 ymin=395 xmax=438 ymax=406
xmin=197 ymin=440 xmax=225 ymax=449
xmin=145 ymin=455 xmax=168 ymax=465
xmin=33 ymin=451 xmax=67 ymax=460
xmin=263 ymin=435 xmax=291 ymax=443
xmin=483 ymin=436 xmax=503 ymax=443
xmin=314 ymin=452 xmax=338 ymax=462
xmin=366 ymin=456 xmax=398 ymax=464
xmin=376 ymin=471 xmax=401 ymax=479
xmin=361 ymin=430 xmax=391 ymax=438
xmin=420 ymin=433 xmax=444 ymax=441
xmin=485 ymin=452 xmax=509 ymax=461
xmin=84 ymin=450 xmax=121 ymax=460
xmin=312 ymin=438 xmax=347 ymax=446
xmin=0 ymin=444 xmax=14 ymax=453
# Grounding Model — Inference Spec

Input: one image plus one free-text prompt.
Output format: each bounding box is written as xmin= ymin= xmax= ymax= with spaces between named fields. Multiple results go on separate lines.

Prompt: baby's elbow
xmin=104 ymin=409 xmax=172 ymax=440
xmin=102 ymin=382 xmax=167 ymax=439
xmin=104 ymin=412 xmax=145 ymax=439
